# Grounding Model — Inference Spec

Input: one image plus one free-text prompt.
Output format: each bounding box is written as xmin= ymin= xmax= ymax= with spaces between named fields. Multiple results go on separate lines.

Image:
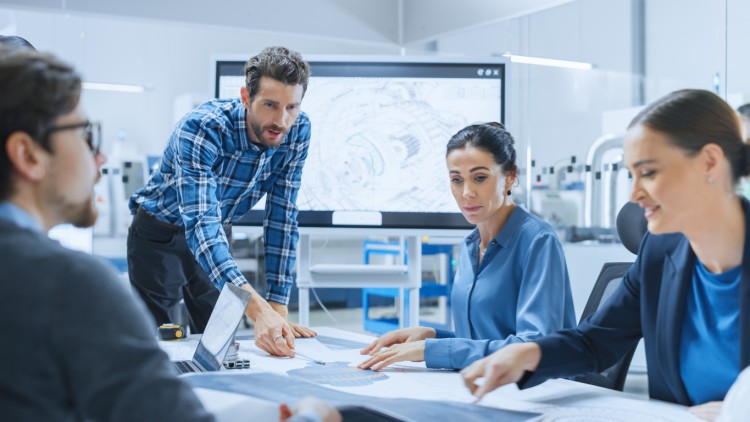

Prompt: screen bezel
xmin=211 ymin=55 xmax=507 ymax=229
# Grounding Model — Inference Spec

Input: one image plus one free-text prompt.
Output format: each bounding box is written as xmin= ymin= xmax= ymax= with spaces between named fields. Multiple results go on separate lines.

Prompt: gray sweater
xmin=0 ymin=221 xmax=214 ymax=421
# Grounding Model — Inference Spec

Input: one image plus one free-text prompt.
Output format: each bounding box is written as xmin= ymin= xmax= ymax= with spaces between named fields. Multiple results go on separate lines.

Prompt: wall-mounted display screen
xmin=213 ymin=57 xmax=506 ymax=229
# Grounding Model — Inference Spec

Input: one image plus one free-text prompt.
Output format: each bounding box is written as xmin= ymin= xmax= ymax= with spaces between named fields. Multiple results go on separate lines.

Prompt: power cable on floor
xmin=310 ymin=287 xmax=339 ymax=326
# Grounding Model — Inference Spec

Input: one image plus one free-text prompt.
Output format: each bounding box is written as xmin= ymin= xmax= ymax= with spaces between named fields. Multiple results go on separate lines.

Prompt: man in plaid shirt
xmin=128 ymin=46 xmax=315 ymax=357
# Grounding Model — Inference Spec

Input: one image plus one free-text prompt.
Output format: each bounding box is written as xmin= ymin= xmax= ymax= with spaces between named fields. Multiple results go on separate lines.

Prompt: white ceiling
xmin=0 ymin=0 xmax=575 ymax=45
xmin=402 ymin=0 xmax=575 ymax=44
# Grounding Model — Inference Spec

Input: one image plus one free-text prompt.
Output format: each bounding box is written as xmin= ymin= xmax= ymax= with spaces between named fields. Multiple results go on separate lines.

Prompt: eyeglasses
xmin=44 ymin=121 xmax=102 ymax=156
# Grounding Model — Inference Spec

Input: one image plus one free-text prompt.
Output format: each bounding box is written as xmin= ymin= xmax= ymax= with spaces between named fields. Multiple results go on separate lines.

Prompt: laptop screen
xmin=193 ymin=283 xmax=251 ymax=371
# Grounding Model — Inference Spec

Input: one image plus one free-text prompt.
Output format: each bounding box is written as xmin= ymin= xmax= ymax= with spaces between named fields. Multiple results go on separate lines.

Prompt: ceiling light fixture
xmin=82 ymin=82 xmax=149 ymax=93
xmin=503 ymin=53 xmax=593 ymax=70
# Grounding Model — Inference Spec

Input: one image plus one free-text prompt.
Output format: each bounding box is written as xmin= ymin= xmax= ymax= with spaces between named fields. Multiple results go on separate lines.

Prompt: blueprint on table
xmin=185 ymin=372 xmax=539 ymax=422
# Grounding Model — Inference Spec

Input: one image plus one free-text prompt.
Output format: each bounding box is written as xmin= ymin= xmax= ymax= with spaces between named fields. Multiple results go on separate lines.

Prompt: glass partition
xmin=421 ymin=0 xmax=731 ymax=241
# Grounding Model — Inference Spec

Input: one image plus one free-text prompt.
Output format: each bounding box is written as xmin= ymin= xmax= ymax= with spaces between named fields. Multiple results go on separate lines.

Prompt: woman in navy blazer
xmin=461 ymin=89 xmax=750 ymax=421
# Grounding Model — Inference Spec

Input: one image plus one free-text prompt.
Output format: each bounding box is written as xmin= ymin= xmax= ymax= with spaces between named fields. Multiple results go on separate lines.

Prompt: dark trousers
xmin=127 ymin=208 xmax=232 ymax=334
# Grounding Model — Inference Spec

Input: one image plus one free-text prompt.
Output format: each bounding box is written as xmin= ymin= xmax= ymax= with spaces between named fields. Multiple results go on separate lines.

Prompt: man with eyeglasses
xmin=0 ymin=47 xmax=339 ymax=422
xmin=128 ymin=46 xmax=315 ymax=357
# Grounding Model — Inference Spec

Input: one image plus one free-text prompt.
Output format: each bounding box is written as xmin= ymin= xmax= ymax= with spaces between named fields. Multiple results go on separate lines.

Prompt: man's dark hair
xmin=738 ymin=103 xmax=750 ymax=120
xmin=244 ymin=46 xmax=310 ymax=99
xmin=0 ymin=47 xmax=81 ymax=200
xmin=0 ymin=35 xmax=36 ymax=51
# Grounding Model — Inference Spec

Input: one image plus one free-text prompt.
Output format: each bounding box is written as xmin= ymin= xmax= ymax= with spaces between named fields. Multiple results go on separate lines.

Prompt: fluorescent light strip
xmin=82 ymin=82 xmax=146 ymax=93
xmin=503 ymin=54 xmax=593 ymax=70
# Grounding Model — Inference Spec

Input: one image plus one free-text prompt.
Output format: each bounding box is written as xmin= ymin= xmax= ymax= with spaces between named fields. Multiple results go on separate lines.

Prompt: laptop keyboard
xmin=173 ymin=360 xmax=199 ymax=374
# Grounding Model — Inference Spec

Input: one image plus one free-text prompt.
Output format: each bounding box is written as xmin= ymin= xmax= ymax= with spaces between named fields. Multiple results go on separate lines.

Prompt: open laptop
xmin=172 ymin=283 xmax=251 ymax=374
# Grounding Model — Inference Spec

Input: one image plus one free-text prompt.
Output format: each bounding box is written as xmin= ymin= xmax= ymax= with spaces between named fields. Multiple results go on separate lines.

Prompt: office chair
xmin=573 ymin=201 xmax=647 ymax=391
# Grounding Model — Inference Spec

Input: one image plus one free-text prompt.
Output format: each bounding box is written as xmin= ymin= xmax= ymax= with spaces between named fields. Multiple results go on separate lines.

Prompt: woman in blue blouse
xmin=461 ymin=90 xmax=750 ymax=421
xmin=359 ymin=122 xmax=576 ymax=371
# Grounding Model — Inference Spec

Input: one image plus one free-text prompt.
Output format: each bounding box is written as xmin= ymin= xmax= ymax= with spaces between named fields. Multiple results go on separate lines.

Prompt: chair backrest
xmin=616 ymin=201 xmax=648 ymax=255
xmin=573 ymin=262 xmax=636 ymax=391
xmin=574 ymin=202 xmax=647 ymax=391
xmin=578 ymin=262 xmax=633 ymax=320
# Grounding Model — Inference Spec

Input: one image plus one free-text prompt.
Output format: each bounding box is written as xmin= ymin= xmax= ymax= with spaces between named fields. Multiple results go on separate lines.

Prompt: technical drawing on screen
xmin=212 ymin=56 xmax=506 ymax=229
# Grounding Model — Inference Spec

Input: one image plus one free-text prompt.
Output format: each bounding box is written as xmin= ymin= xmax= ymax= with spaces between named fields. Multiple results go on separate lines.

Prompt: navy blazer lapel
xmin=740 ymin=198 xmax=750 ymax=368
xmin=656 ymin=238 xmax=693 ymax=404
xmin=742 ymin=241 xmax=750 ymax=369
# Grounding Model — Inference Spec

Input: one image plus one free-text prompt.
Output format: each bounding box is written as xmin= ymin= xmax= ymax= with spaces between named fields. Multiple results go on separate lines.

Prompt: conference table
xmin=160 ymin=327 xmax=701 ymax=422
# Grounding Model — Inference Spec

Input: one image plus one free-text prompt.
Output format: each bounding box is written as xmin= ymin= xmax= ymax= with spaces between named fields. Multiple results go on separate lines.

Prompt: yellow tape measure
xmin=157 ymin=323 xmax=186 ymax=340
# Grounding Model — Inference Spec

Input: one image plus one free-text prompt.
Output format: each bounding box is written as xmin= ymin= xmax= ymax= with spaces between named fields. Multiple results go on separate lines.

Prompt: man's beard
xmin=47 ymin=173 xmax=101 ymax=229
xmin=63 ymin=193 xmax=99 ymax=228
xmin=250 ymin=120 xmax=287 ymax=148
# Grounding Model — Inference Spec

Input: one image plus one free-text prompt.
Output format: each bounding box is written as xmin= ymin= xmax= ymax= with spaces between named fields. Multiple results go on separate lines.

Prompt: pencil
xmin=294 ymin=351 xmax=327 ymax=365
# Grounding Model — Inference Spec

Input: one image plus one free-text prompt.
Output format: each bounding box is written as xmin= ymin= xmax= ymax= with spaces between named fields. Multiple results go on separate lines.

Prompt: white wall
xmin=646 ymin=0 xmax=750 ymax=101
xmin=5 ymin=0 xmax=750 ymax=213
xmin=0 ymin=0 xmax=403 ymax=44
xmin=9 ymin=1 xmax=749 ymax=174
xmin=727 ymin=0 xmax=750 ymax=99
xmin=432 ymin=0 xmax=634 ymax=184
xmin=644 ymin=0 xmax=727 ymax=102
xmin=645 ymin=0 xmax=750 ymax=104
xmin=3 ymin=8 xmax=402 ymax=157
xmin=401 ymin=0 xmax=576 ymax=44
xmin=427 ymin=0 xmax=750 ymax=202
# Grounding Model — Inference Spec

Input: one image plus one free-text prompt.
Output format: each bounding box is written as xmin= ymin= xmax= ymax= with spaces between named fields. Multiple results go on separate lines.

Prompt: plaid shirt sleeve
xmin=263 ymin=115 xmax=311 ymax=304
xmin=174 ymin=120 xmax=249 ymax=292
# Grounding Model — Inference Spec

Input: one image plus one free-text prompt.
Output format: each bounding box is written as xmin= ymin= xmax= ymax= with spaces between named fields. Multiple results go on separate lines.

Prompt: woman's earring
xmin=507 ymin=190 xmax=512 ymax=196
xmin=707 ymin=175 xmax=714 ymax=184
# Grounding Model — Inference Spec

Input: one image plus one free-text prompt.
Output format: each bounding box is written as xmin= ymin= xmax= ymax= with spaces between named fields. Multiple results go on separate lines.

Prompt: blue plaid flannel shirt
xmin=129 ymin=98 xmax=310 ymax=304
